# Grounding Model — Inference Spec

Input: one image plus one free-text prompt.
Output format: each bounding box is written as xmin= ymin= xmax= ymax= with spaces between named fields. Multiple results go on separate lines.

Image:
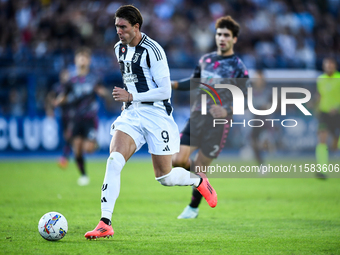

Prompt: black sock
xmin=189 ymin=187 xmax=203 ymax=208
xmin=100 ymin=217 xmax=111 ymax=226
xmin=62 ymin=142 xmax=72 ymax=159
xmin=75 ymin=156 xmax=86 ymax=176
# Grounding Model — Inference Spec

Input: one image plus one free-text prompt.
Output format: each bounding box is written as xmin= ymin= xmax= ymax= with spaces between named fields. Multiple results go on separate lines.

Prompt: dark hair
xmin=75 ymin=47 xmax=92 ymax=57
xmin=323 ymin=57 xmax=337 ymax=64
xmin=215 ymin=16 xmax=240 ymax=38
xmin=115 ymin=5 xmax=143 ymax=30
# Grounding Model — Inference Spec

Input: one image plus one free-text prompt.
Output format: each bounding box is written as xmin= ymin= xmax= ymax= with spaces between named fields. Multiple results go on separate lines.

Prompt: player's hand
xmin=209 ymin=105 xmax=227 ymax=118
xmin=112 ymin=87 xmax=132 ymax=102
xmin=171 ymin=81 xmax=178 ymax=90
xmin=53 ymin=98 xmax=61 ymax=107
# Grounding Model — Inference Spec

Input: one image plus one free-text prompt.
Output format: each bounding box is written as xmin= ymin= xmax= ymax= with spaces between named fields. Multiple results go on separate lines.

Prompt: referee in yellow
xmin=315 ymin=57 xmax=340 ymax=179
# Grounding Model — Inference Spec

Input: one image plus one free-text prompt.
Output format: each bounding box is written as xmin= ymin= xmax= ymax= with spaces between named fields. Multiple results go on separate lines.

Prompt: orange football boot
xmin=84 ymin=221 xmax=114 ymax=240
xmin=196 ymin=173 xmax=217 ymax=208
xmin=57 ymin=157 xmax=68 ymax=169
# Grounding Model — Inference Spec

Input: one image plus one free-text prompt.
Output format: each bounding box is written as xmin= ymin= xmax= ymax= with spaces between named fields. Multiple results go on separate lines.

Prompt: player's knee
xmin=318 ymin=131 xmax=328 ymax=143
xmin=84 ymin=146 xmax=94 ymax=153
xmin=84 ymin=141 xmax=97 ymax=153
xmin=73 ymin=146 xmax=82 ymax=157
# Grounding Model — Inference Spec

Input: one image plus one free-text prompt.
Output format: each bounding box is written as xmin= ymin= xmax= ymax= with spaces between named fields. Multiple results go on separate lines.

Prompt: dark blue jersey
xmin=53 ymin=82 xmax=71 ymax=119
xmin=63 ymin=72 xmax=102 ymax=119
xmin=192 ymin=52 xmax=250 ymax=114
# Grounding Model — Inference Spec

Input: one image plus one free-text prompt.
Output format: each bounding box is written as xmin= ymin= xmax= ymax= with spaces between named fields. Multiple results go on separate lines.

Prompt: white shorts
xmin=110 ymin=103 xmax=180 ymax=155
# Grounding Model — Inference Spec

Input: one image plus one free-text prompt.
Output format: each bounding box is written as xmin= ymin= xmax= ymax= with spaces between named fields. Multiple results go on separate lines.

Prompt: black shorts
xmin=61 ymin=116 xmax=71 ymax=132
xmin=71 ymin=117 xmax=98 ymax=141
xmin=318 ymin=112 xmax=340 ymax=137
xmin=180 ymin=111 xmax=231 ymax=158
xmin=60 ymin=116 xmax=73 ymax=140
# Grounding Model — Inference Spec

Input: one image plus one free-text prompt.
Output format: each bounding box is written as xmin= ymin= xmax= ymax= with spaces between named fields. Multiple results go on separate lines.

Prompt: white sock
xmin=156 ymin=167 xmax=201 ymax=187
xmin=101 ymin=152 xmax=126 ymax=221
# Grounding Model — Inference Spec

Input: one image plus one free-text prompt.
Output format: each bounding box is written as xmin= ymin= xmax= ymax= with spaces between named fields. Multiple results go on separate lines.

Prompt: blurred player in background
xmin=84 ymin=5 xmax=217 ymax=240
xmin=171 ymin=16 xmax=250 ymax=219
xmin=54 ymin=47 xmax=110 ymax=186
xmin=45 ymin=69 xmax=72 ymax=169
xmin=250 ymin=70 xmax=275 ymax=167
xmin=315 ymin=57 xmax=340 ymax=179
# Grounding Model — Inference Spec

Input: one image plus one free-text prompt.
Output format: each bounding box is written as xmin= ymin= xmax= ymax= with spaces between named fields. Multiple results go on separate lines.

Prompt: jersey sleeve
xmin=316 ymin=76 xmax=322 ymax=94
xmin=235 ymin=61 xmax=249 ymax=79
xmin=62 ymin=81 xmax=72 ymax=95
xmin=95 ymin=74 xmax=104 ymax=87
xmin=192 ymin=54 xmax=205 ymax=78
xmin=148 ymin=43 xmax=170 ymax=80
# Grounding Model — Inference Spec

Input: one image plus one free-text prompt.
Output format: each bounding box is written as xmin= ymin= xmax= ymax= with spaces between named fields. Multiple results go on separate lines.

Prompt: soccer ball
xmin=38 ymin=212 xmax=68 ymax=241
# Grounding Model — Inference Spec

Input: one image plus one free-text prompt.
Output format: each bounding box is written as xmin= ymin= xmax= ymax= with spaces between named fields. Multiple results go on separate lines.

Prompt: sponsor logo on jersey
xmin=122 ymin=73 xmax=138 ymax=84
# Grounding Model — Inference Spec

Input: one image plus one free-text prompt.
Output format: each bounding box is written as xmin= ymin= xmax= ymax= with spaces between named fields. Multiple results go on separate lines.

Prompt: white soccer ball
xmin=38 ymin=212 xmax=68 ymax=241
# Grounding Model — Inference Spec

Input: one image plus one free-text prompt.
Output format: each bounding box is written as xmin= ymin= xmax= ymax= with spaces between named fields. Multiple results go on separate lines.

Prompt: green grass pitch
xmin=0 ymin=158 xmax=339 ymax=254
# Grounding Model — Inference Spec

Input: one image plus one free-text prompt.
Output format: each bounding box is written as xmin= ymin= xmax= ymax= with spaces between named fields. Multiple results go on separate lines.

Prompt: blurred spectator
xmin=0 ymin=0 xmax=338 ymax=71
xmin=9 ymin=87 xmax=26 ymax=117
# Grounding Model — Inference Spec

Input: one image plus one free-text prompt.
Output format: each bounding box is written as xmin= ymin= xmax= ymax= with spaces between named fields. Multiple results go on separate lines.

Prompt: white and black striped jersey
xmin=114 ymin=33 xmax=172 ymax=115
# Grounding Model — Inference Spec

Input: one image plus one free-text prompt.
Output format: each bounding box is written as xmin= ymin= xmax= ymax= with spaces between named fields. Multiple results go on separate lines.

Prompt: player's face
xmin=75 ymin=53 xmax=91 ymax=69
xmin=215 ymin=28 xmax=237 ymax=56
xmin=323 ymin=59 xmax=336 ymax=75
xmin=115 ymin=17 xmax=139 ymax=45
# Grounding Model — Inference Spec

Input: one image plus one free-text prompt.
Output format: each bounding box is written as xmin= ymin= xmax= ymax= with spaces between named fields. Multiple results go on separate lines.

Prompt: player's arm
xmin=171 ymin=65 xmax=201 ymax=91
xmin=236 ymin=65 xmax=251 ymax=111
xmin=314 ymin=78 xmax=321 ymax=112
xmin=54 ymin=93 xmax=67 ymax=107
xmin=53 ymin=82 xmax=71 ymax=107
xmin=213 ymin=64 xmax=250 ymax=118
xmin=95 ymin=84 xmax=112 ymax=102
xmin=112 ymin=76 xmax=171 ymax=102
xmin=171 ymin=78 xmax=190 ymax=91
xmin=45 ymin=89 xmax=57 ymax=116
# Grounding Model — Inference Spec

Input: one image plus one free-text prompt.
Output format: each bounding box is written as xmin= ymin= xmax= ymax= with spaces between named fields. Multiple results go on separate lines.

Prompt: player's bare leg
xmin=251 ymin=136 xmax=264 ymax=166
xmin=330 ymin=135 xmax=339 ymax=151
xmin=83 ymin=140 xmax=98 ymax=153
xmin=172 ymin=145 xmax=197 ymax=170
xmin=58 ymin=131 xmax=72 ymax=169
xmin=72 ymin=137 xmax=90 ymax=186
xmin=85 ymin=130 xmax=136 ymax=240
xmin=315 ymin=130 xmax=328 ymax=179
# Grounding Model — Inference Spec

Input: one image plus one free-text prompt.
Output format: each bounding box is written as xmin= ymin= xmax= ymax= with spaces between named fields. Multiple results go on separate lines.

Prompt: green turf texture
xmin=0 ymin=159 xmax=339 ymax=255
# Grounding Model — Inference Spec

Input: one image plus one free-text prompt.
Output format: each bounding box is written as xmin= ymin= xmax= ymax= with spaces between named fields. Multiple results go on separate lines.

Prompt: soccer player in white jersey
xmin=84 ymin=5 xmax=217 ymax=240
